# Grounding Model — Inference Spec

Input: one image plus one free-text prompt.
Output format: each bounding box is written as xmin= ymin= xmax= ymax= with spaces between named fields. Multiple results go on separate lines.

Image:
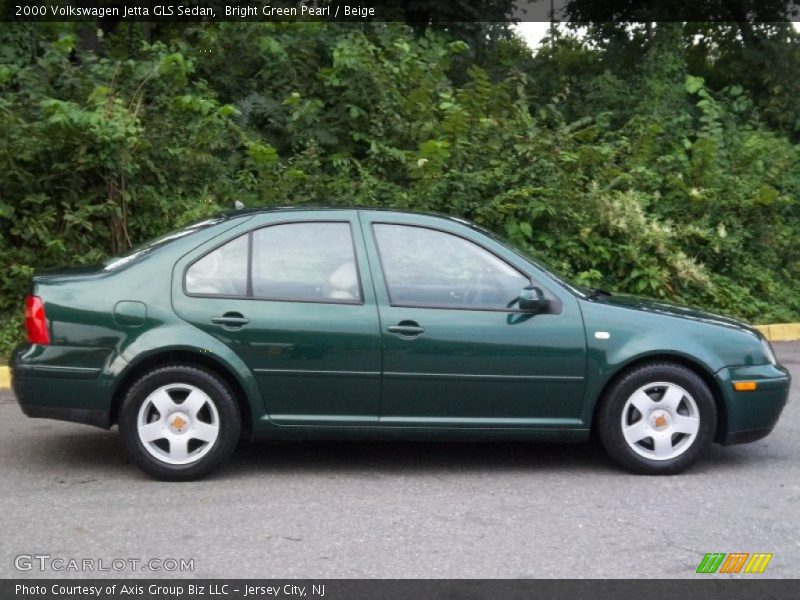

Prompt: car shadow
xmin=15 ymin=425 xmax=777 ymax=480
xmin=10 ymin=426 xmax=128 ymax=474
xmin=225 ymin=438 xmax=783 ymax=481
xmin=21 ymin=426 xmax=618 ymax=478
xmin=224 ymin=438 xmax=616 ymax=478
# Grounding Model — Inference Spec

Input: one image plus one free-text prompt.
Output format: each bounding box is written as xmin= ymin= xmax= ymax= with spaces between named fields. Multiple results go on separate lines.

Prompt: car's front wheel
xmin=119 ymin=365 xmax=241 ymax=480
xmin=597 ymin=362 xmax=717 ymax=475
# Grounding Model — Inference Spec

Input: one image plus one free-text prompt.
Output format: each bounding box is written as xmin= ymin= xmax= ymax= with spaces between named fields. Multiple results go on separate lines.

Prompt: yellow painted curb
xmin=755 ymin=323 xmax=800 ymax=342
xmin=0 ymin=366 xmax=9 ymax=390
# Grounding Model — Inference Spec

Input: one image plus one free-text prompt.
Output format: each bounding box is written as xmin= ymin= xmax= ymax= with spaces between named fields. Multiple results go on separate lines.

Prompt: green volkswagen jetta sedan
xmin=11 ymin=208 xmax=790 ymax=480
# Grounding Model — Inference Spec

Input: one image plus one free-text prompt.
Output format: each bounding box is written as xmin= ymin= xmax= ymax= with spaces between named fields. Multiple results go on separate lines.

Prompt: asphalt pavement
xmin=1 ymin=344 xmax=799 ymax=579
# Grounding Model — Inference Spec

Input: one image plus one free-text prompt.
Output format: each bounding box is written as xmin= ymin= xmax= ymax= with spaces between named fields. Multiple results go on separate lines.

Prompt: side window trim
xmin=245 ymin=231 xmax=254 ymax=298
xmin=371 ymin=222 xmax=562 ymax=313
xmin=183 ymin=219 xmax=365 ymax=306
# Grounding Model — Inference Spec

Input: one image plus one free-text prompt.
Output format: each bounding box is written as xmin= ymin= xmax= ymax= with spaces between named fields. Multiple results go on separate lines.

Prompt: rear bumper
xmin=18 ymin=403 xmax=110 ymax=428
xmin=11 ymin=344 xmax=113 ymax=429
xmin=715 ymin=363 xmax=790 ymax=445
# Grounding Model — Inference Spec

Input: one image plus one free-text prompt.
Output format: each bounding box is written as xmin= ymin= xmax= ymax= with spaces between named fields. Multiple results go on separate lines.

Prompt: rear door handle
xmin=387 ymin=322 xmax=425 ymax=337
xmin=211 ymin=312 xmax=250 ymax=328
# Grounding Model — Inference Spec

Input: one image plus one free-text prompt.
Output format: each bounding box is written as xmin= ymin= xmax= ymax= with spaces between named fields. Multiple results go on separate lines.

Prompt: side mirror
xmin=518 ymin=285 xmax=549 ymax=313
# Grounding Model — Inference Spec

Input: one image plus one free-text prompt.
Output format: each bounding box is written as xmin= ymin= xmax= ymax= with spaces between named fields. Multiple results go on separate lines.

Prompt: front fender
xmin=578 ymin=300 xmax=766 ymax=426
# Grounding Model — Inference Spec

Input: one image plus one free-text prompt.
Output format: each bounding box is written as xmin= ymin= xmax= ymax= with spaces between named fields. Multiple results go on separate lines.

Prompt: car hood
xmin=589 ymin=293 xmax=760 ymax=336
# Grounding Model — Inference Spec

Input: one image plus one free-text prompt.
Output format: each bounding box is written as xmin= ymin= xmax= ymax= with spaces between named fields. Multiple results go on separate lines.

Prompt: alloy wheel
xmin=136 ymin=383 xmax=220 ymax=465
xmin=620 ymin=381 xmax=701 ymax=461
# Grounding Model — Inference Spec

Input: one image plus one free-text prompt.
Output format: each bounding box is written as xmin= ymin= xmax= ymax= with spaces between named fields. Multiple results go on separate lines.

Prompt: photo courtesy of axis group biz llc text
xmin=0 ymin=0 xmax=799 ymax=599
xmin=16 ymin=583 xmax=325 ymax=597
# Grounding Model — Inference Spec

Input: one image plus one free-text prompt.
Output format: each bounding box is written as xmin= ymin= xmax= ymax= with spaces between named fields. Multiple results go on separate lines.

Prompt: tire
xmin=119 ymin=364 xmax=241 ymax=481
xmin=597 ymin=362 xmax=717 ymax=475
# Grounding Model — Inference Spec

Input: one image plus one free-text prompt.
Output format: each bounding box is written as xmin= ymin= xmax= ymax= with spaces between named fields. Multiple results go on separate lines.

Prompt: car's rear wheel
xmin=119 ymin=365 xmax=240 ymax=480
xmin=597 ymin=362 xmax=717 ymax=475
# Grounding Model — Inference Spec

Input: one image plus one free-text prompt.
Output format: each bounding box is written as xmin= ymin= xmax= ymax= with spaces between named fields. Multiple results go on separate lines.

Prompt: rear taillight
xmin=24 ymin=295 xmax=50 ymax=345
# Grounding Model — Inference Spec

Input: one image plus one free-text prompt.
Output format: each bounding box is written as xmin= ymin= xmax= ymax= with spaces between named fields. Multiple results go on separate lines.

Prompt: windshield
xmin=103 ymin=218 xmax=224 ymax=271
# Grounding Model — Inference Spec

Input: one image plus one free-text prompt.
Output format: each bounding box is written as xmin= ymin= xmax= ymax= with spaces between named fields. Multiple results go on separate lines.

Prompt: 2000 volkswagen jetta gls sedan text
xmin=11 ymin=208 xmax=790 ymax=480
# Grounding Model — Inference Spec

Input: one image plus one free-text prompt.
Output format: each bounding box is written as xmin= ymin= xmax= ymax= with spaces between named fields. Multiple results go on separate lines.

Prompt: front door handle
xmin=387 ymin=321 xmax=425 ymax=337
xmin=211 ymin=312 xmax=250 ymax=328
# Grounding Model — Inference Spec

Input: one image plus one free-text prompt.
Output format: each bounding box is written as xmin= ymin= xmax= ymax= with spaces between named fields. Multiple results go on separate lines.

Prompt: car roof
xmin=218 ymin=205 xmax=472 ymax=226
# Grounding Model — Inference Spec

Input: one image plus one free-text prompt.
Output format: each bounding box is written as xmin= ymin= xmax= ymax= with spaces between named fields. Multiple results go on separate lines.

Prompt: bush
xmin=2 ymin=22 xmax=800 ymax=357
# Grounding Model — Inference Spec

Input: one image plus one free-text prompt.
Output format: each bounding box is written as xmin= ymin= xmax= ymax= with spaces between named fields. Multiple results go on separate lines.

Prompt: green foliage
xmin=2 ymin=21 xmax=800 ymax=356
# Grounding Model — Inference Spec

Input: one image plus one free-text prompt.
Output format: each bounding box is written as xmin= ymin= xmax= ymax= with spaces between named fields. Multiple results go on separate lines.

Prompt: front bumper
xmin=715 ymin=363 xmax=790 ymax=445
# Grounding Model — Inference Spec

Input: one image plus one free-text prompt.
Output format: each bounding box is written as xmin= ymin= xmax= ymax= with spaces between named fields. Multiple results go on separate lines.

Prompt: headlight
xmin=761 ymin=337 xmax=778 ymax=366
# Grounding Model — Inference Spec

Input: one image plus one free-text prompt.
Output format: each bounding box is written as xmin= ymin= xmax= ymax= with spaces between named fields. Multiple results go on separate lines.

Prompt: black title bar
xmin=3 ymin=0 xmax=800 ymax=23
xmin=4 ymin=579 xmax=800 ymax=600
